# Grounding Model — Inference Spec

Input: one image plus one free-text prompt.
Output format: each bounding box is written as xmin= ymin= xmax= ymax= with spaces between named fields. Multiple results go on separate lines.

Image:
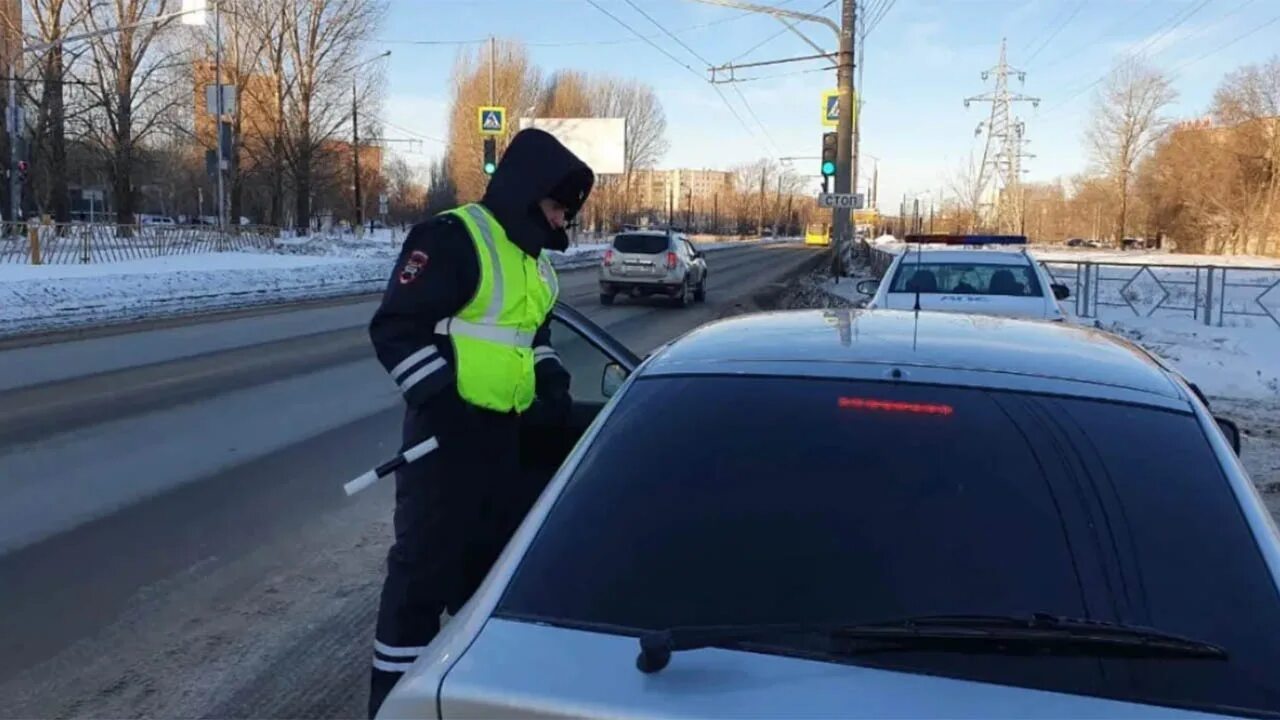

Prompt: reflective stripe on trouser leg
xmin=533 ymin=345 xmax=560 ymax=365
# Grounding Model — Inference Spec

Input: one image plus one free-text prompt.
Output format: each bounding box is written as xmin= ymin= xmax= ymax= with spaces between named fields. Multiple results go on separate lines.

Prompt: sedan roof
xmin=644 ymin=310 xmax=1187 ymax=405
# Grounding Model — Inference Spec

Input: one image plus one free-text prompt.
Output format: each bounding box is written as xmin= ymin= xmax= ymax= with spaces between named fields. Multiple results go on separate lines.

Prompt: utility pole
xmin=345 ymin=51 xmax=389 ymax=232
xmin=832 ymin=0 xmax=855 ymax=269
xmin=713 ymin=192 xmax=718 ymax=235
xmin=758 ymin=165 xmax=765 ymax=236
xmin=352 ymin=76 xmax=361 ymax=229
xmin=694 ymin=0 xmax=849 ymax=246
xmin=214 ymin=0 xmax=224 ymax=232
xmin=964 ymin=38 xmax=1038 ymax=234
xmin=6 ymin=46 xmax=17 ymax=223
xmin=774 ymin=174 xmax=782 ymax=235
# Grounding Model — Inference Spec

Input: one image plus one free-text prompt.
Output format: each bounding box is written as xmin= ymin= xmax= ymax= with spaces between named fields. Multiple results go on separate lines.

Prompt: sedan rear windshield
xmin=890 ymin=261 xmax=1042 ymax=297
xmin=612 ymin=234 xmax=669 ymax=254
xmin=500 ymin=376 xmax=1280 ymax=716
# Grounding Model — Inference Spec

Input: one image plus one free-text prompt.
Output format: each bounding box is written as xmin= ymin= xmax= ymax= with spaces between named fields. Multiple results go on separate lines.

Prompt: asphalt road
xmin=0 ymin=242 xmax=821 ymax=719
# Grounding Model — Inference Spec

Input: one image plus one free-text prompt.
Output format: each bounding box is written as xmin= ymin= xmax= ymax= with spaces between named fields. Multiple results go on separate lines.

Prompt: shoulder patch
xmin=398 ymin=250 xmax=429 ymax=285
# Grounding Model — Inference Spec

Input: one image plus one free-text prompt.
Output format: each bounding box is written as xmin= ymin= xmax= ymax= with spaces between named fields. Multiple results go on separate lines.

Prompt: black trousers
xmin=368 ymin=393 xmax=520 ymax=718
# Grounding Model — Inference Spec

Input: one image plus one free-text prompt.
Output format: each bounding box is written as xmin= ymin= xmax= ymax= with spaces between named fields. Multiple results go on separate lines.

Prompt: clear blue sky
xmin=374 ymin=0 xmax=1280 ymax=210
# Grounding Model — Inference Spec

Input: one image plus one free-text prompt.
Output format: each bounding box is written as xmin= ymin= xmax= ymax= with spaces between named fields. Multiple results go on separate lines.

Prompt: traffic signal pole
xmin=695 ymin=0 xmax=853 ymax=270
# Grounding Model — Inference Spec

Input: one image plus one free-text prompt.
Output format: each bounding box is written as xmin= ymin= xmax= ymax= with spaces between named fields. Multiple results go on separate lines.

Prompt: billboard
xmin=516 ymin=117 xmax=625 ymax=175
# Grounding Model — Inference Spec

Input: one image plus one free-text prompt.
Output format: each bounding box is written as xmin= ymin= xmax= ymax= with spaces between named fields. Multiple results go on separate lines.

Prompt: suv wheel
xmin=694 ymin=276 xmax=707 ymax=302
xmin=600 ymin=292 xmax=615 ymax=306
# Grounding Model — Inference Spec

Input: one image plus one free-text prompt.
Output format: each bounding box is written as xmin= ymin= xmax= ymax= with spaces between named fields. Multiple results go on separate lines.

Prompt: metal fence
xmin=864 ymin=243 xmax=1280 ymax=329
xmin=0 ymin=223 xmax=281 ymax=264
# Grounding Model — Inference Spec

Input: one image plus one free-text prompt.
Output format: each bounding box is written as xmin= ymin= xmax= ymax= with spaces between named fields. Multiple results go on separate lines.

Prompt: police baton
xmin=343 ymin=436 xmax=439 ymax=496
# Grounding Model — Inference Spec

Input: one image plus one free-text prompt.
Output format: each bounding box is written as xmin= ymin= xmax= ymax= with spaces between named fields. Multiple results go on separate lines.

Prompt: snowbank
xmin=1099 ymin=316 xmax=1280 ymax=401
xmin=0 ymin=253 xmax=393 ymax=336
xmin=0 ymin=235 xmax=795 ymax=337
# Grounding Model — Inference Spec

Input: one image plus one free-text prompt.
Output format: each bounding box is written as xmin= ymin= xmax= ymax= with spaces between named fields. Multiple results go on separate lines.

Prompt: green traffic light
xmin=821 ymin=161 xmax=836 ymax=176
xmin=484 ymin=162 xmax=496 ymax=175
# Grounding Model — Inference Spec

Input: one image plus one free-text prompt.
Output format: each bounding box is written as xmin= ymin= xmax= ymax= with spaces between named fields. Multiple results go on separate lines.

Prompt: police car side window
xmin=547 ymin=317 xmax=613 ymax=405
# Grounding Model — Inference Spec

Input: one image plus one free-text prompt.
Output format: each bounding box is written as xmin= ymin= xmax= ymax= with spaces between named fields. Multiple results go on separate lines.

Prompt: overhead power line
xmin=584 ymin=0 xmax=773 ymax=156
xmin=1023 ymin=1 xmax=1085 ymax=66
xmin=376 ymin=6 xmax=782 ymax=49
xmin=1169 ymin=8 xmax=1280 ymax=77
xmin=1042 ymin=0 xmax=1214 ymax=112
xmin=1035 ymin=0 xmax=1160 ymax=71
xmin=864 ymin=0 xmax=897 ymax=35
xmin=584 ymin=0 xmax=703 ymax=75
xmin=614 ymin=0 xmax=783 ymax=158
xmin=730 ymin=0 xmax=836 ymax=63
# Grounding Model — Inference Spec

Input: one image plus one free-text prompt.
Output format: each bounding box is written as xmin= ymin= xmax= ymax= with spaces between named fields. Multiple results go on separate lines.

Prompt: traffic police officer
xmin=366 ymin=128 xmax=594 ymax=717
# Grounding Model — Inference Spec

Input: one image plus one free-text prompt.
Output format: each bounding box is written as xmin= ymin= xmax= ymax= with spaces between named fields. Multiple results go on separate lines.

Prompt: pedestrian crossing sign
xmin=478 ymin=106 xmax=506 ymax=136
xmin=821 ymin=89 xmax=857 ymax=128
xmin=822 ymin=90 xmax=839 ymax=127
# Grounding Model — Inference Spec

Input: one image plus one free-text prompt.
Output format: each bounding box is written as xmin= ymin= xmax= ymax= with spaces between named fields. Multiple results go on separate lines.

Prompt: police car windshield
xmin=499 ymin=375 xmax=1280 ymax=715
xmin=890 ymin=262 xmax=1042 ymax=297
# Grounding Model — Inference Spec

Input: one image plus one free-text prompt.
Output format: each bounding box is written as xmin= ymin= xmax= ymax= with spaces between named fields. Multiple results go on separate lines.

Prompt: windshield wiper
xmin=635 ymin=612 xmax=1227 ymax=674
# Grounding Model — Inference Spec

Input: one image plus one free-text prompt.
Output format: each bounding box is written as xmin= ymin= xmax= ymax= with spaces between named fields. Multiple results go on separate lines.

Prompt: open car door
xmin=517 ymin=302 xmax=640 ymax=501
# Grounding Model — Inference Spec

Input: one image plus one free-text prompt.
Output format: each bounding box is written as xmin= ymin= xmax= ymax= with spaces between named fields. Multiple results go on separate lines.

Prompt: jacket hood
xmin=481 ymin=128 xmax=595 ymax=254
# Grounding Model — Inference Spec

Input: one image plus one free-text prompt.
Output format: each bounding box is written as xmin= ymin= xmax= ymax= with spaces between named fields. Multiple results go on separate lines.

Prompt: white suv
xmin=599 ymin=231 xmax=708 ymax=307
xmin=860 ymin=246 xmax=1070 ymax=321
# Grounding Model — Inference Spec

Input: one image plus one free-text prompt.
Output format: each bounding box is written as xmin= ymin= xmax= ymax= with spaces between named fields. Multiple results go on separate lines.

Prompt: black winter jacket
xmin=368 ymin=129 xmax=594 ymax=421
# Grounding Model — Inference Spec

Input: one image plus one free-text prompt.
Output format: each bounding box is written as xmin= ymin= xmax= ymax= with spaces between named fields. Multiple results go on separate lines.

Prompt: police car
xmin=858 ymin=235 xmax=1071 ymax=321
xmin=377 ymin=304 xmax=1278 ymax=719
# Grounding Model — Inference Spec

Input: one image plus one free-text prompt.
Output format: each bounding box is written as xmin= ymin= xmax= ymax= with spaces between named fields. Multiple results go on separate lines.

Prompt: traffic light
xmin=820 ymin=132 xmax=837 ymax=177
xmin=483 ymin=137 xmax=496 ymax=175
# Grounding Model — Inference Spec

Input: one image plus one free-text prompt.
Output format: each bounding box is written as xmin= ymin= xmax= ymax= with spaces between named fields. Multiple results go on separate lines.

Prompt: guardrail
xmin=0 ymin=223 xmax=280 ymax=264
xmin=863 ymin=243 xmax=1280 ymax=329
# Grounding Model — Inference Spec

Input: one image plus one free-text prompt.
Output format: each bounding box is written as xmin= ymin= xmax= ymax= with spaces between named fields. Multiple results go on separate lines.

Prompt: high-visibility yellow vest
xmin=435 ymin=203 xmax=559 ymax=413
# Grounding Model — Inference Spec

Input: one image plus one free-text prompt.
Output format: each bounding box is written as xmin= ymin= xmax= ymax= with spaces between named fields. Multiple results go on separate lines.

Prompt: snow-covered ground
xmin=0 ymin=234 xmax=796 ymax=337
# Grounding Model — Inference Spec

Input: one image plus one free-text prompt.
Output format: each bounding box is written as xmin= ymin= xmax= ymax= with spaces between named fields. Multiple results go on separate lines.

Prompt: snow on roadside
xmin=1093 ymin=315 xmax=1280 ymax=401
xmin=0 ymin=253 xmax=394 ymax=337
xmin=0 ymin=236 xmax=796 ymax=337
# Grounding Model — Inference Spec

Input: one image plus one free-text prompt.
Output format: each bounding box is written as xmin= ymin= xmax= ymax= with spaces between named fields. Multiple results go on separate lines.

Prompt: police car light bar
xmin=903 ymin=234 xmax=1027 ymax=246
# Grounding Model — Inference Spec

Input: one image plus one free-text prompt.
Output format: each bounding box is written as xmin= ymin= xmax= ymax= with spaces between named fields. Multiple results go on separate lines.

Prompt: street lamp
xmin=346 ymin=50 xmax=391 ymax=231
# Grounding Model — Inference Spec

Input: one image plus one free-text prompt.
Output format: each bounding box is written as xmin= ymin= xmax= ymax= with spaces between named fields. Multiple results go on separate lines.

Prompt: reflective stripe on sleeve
xmin=390 ymin=344 xmax=438 ymax=382
xmin=398 ymin=357 xmax=447 ymax=393
xmin=533 ymin=345 xmax=560 ymax=364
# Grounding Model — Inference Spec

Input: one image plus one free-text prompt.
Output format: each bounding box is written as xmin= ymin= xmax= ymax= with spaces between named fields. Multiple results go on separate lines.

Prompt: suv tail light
xmin=665 ymin=251 xmax=678 ymax=270
xmin=603 ymin=249 xmax=615 ymax=265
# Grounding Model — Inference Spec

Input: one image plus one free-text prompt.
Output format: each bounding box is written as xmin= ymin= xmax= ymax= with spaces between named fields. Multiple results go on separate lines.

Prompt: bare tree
xmin=948 ymin=153 xmax=986 ymax=233
xmin=424 ymin=154 xmax=456 ymax=216
xmin=1211 ymin=57 xmax=1280 ymax=255
xmin=594 ymin=77 xmax=667 ymax=223
xmin=446 ymin=38 xmax=540 ymax=203
xmin=24 ymin=0 xmax=93 ymax=222
xmin=71 ymin=0 xmax=185 ymax=226
xmin=279 ymin=0 xmax=387 ymax=231
xmin=1087 ymin=59 xmax=1176 ymax=242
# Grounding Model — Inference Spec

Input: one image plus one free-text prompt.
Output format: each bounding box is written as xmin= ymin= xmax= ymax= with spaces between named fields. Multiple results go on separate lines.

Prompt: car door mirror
xmin=856 ymin=279 xmax=879 ymax=295
xmin=1214 ymin=416 xmax=1242 ymax=454
xmin=1052 ymin=283 xmax=1070 ymax=300
xmin=601 ymin=362 xmax=628 ymax=398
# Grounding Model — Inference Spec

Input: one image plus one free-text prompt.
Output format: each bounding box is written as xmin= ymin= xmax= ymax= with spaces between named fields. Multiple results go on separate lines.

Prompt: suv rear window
xmin=612 ymin=233 xmax=669 ymax=254
xmin=890 ymin=261 xmax=1043 ymax=297
xmin=500 ymin=376 xmax=1280 ymax=715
